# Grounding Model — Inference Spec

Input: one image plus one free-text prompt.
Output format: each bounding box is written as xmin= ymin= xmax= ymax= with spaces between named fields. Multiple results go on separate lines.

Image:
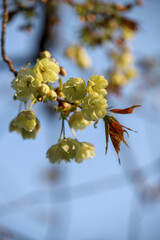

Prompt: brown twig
xmin=1 ymin=0 xmax=17 ymax=76
xmin=57 ymin=96 xmax=81 ymax=107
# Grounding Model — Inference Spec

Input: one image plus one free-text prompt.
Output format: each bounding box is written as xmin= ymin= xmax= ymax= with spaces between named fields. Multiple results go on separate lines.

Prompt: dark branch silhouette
xmin=1 ymin=0 xmax=17 ymax=76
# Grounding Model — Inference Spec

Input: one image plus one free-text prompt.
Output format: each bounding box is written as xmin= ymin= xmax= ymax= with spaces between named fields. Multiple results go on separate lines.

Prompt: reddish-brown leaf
xmin=104 ymin=116 xmax=135 ymax=164
xmin=110 ymin=105 xmax=141 ymax=114
xmin=121 ymin=17 xmax=139 ymax=31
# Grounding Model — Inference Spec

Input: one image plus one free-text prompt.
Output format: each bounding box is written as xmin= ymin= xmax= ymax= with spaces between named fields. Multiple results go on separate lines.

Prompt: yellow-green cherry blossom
xmin=21 ymin=118 xmax=40 ymax=139
xmin=46 ymin=138 xmax=79 ymax=164
xmin=34 ymin=58 xmax=60 ymax=83
xmin=82 ymin=93 xmax=108 ymax=121
xmin=87 ymin=75 xmax=108 ymax=96
xmin=11 ymin=64 xmax=42 ymax=102
xmin=62 ymin=77 xmax=86 ymax=102
xmin=9 ymin=118 xmax=22 ymax=134
xmin=69 ymin=111 xmax=92 ymax=130
xmin=75 ymin=142 xmax=95 ymax=163
xmin=13 ymin=110 xmax=37 ymax=132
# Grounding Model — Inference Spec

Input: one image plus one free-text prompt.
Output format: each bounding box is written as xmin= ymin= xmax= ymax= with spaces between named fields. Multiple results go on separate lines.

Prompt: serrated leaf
xmin=104 ymin=116 xmax=135 ymax=164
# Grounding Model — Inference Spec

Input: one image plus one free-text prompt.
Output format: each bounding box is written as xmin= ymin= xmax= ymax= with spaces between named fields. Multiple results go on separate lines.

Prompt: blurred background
xmin=0 ymin=0 xmax=160 ymax=239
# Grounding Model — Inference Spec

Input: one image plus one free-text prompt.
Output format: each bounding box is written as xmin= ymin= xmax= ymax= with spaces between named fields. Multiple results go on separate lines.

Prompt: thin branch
xmin=1 ymin=0 xmax=17 ymax=76
xmin=57 ymin=96 xmax=82 ymax=108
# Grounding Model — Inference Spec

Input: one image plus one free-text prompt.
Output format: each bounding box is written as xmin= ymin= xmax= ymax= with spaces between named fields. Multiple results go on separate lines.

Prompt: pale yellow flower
xmin=69 ymin=111 xmax=92 ymax=131
xmin=34 ymin=58 xmax=60 ymax=83
xmin=13 ymin=110 xmax=37 ymax=132
xmin=75 ymin=142 xmax=95 ymax=163
xmin=11 ymin=65 xmax=42 ymax=102
xmin=82 ymin=94 xmax=107 ymax=121
xmin=47 ymin=138 xmax=79 ymax=164
xmin=62 ymin=77 xmax=86 ymax=102
xmin=87 ymin=75 xmax=108 ymax=96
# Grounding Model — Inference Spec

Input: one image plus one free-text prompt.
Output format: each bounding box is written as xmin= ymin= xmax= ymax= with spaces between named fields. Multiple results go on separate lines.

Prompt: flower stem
xmin=29 ymin=98 xmax=37 ymax=111
xmin=59 ymin=118 xmax=65 ymax=141
xmin=67 ymin=119 xmax=77 ymax=139
xmin=62 ymin=118 xmax=65 ymax=139
xmin=70 ymin=127 xmax=77 ymax=139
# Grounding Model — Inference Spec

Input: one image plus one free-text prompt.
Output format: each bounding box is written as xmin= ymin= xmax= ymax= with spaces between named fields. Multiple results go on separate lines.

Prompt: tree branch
xmin=1 ymin=0 xmax=17 ymax=76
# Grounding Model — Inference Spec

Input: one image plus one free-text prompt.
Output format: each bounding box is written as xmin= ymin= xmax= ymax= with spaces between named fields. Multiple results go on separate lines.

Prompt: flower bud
xmin=48 ymin=90 xmax=57 ymax=101
xmin=62 ymin=77 xmax=86 ymax=102
xmin=87 ymin=75 xmax=108 ymax=96
xmin=38 ymin=84 xmax=50 ymax=96
xmin=69 ymin=111 xmax=92 ymax=131
xmin=59 ymin=66 xmax=67 ymax=76
xmin=40 ymin=50 xmax=51 ymax=59
xmin=82 ymin=94 xmax=107 ymax=121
